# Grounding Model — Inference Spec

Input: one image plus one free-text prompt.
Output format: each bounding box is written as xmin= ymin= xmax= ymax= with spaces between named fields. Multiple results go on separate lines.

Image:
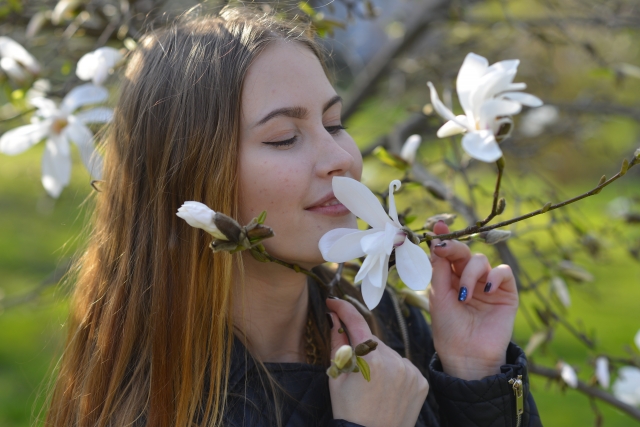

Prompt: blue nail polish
xmin=458 ymin=287 xmax=468 ymax=301
xmin=435 ymin=242 xmax=447 ymax=247
xmin=484 ymin=282 xmax=492 ymax=293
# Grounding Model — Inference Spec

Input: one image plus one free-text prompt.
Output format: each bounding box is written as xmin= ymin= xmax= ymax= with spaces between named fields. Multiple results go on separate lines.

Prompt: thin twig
xmin=421 ymin=156 xmax=638 ymax=243
xmin=260 ymin=252 xmax=329 ymax=292
xmin=478 ymin=158 xmax=505 ymax=226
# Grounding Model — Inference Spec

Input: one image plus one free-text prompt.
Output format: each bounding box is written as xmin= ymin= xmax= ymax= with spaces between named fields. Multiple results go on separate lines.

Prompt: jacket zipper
xmin=508 ymin=375 xmax=524 ymax=427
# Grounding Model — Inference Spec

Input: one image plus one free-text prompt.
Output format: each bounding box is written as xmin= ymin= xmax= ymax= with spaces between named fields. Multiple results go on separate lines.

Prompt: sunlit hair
xmin=44 ymin=6 xmax=338 ymax=426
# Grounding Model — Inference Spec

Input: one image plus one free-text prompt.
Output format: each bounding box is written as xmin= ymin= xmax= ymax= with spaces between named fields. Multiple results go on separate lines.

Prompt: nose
xmin=314 ymin=127 xmax=357 ymax=178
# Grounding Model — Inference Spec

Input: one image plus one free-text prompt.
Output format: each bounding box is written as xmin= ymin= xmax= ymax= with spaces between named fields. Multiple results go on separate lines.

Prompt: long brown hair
xmin=45 ymin=7 xmax=330 ymax=427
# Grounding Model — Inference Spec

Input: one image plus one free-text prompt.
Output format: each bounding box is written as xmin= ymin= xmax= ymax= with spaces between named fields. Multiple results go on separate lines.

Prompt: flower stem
xmin=477 ymin=157 xmax=505 ymax=227
xmin=259 ymin=251 xmax=330 ymax=291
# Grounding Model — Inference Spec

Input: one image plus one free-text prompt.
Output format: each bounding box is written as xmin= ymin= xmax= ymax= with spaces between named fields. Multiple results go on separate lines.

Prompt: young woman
xmin=46 ymin=6 xmax=543 ymax=427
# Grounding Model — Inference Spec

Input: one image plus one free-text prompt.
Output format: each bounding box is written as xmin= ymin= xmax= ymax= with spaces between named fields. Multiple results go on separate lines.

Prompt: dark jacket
xmin=224 ymin=286 xmax=543 ymax=427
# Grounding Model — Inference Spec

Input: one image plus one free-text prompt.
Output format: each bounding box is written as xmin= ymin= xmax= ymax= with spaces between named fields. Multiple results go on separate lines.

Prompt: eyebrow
xmin=254 ymin=95 xmax=343 ymax=127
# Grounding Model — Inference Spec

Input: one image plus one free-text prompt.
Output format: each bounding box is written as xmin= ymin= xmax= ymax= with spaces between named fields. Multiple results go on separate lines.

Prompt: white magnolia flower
xmin=399 ymin=134 xmax=421 ymax=164
xmin=176 ymin=201 xmax=228 ymax=240
xmin=319 ymin=177 xmax=432 ymax=310
xmin=635 ymin=329 xmax=640 ymax=352
xmin=428 ymin=52 xmax=543 ymax=162
xmin=613 ymin=366 xmax=640 ymax=406
xmin=520 ymin=105 xmax=559 ymax=137
xmin=596 ymin=357 xmax=610 ymax=389
xmin=334 ymin=345 xmax=353 ymax=370
xmin=76 ymin=47 xmax=124 ymax=86
xmin=559 ymin=362 xmax=578 ymax=388
xmin=551 ymin=276 xmax=571 ymax=308
xmin=0 ymin=84 xmax=111 ymax=198
xmin=0 ymin=36 xmax=40 ymax=83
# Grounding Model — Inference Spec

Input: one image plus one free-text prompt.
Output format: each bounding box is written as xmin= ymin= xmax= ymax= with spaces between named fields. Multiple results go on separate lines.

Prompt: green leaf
xmin=355 ymin=356 xmax=371 ymax=382
xmin=298 ymin=2 xmax=316 ymax=17
xmin=257 ymin=210 xmax=267 ymax=224
xmin=373 ymin=146 xmax=408 ymax=171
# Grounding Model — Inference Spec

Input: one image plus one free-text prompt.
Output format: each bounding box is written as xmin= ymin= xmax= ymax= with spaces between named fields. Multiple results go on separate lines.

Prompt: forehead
xmin=241 ymin=40 xmax=334 ymax=122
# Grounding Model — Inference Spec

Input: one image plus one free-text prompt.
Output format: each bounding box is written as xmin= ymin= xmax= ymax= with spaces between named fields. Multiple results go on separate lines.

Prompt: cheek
xmin=239 ymin=155 xmax=308 ymax=224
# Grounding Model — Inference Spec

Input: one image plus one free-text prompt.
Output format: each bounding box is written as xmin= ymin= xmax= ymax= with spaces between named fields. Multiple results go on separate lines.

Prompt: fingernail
xmin=435 ymin=242 xmax=447 ymax=247
xmin=327 ymin=295 xmax=339 ymax=300
xmin=326 ymin=312 xmax=334 ymax=329
xmin=436 ymin=220 xmax=445 ymax=226
xmin=484 ymin=282 xmax=492 ymax=293
xmin=458 ymin=287 xmax=468 ymax=302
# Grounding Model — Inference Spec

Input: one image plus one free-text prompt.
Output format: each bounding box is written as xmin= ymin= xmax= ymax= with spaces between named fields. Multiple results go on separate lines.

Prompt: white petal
xmin=74 ymin=107 xmax=113 ymax=124
xmin=387 ymin=180 xmax=402 ymax=226
xmin=30 ymin=97 xmax=58 ymax=115
xmin=478 ymin=99 xmax=522 ymax=130
xmin=366 ymin=253 xmax=389 ymax=288
xmin=354 ymin=253 xmax=377 ymax=284
xmin=332 ymin=176 xmax=392 ymax=229
xmin=42 ymin=138 xmax=72 ymax=198
xmin=319 ymin=228 xmax=378 ymax=262
xmin=0 ymin=36 xmax=40 ymax=74
xmin=461 ymin=131 xmax=503 ymax=163
xmin=500 ymin=91 xmax=543 ymax=107
xmin=399 ymin=134 xmax=421 ymax=164
xmin=634 ymin=329 xmax=640 ymax=352
xmin=560 ymin=363 xmax=578 ymax=388
xmin=471 ymin=69 xmax=517 ymax=111
xmin=436 ymin=116 xmax=469 ymax=137
xmin=395 ymin=239 xmax=432 ymax=291
xmin=0 ymin=57 xmax=28 ymax=83
xmin=64 ymin=123 xmax=101 ymax=178
xmin=176 ymin=201 xmax=226 ymax=239
xmin=428 ymin=82 xmax=461 ymax=123
xmin=361 ymin=274 xmax=387 ymax=310
xmin=456 ymin=53 xmax=489 ymax=117
xmin=507 ymin=82 xmax=527 ymax=91
xmin=60 ymin=84 xmax=108 ymax=114
xmin=613 ymin=367 xmax=640 ymax=406
xmin=76 ymin=51 xmax=98 ymax=81
xmin=596 ymin=357 xmax=610 ymax=389
xmin=0 ymin=122 xmax=50 ymax=155
xmin=360 ymin=230 xmax=389 ymax=256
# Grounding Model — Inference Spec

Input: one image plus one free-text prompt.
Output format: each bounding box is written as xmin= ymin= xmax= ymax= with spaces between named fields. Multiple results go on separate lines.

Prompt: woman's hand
xmin=326 ymin=298 xmax=429 ymax=427
xmin=428 ymin=221 xmax=519 ymax=380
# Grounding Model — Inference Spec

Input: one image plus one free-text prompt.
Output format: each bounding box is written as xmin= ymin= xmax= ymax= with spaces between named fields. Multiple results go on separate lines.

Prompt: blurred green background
xmin=1 ymin=0 xmax=640 ymax=426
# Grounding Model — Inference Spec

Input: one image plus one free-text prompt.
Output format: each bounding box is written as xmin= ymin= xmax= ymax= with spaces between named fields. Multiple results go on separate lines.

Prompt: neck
xmin=233 ymin=252 xmax=310 ymax=363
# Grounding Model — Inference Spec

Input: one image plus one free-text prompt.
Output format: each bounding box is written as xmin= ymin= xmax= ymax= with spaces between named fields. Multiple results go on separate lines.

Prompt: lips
xmin=305 ymin=193 xmax=351 ymax=216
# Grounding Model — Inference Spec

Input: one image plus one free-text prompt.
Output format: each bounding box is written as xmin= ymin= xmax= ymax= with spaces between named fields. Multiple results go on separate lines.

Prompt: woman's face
xmin=238 ymin=41 xmax=362 ymax=268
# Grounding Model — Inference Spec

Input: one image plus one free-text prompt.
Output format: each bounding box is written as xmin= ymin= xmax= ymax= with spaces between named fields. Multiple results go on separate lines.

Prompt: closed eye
xmin=325 ymin=124 xmax=347 ymax=135
xmin=263 ymin=136 xmax=297 ymax=147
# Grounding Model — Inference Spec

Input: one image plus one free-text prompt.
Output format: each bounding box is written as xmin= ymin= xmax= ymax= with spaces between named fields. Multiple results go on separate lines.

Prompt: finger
xmin=484 ymin=264 xmax=518 ymax=296
xmin=458 ymin=253 xmax=491 ymax=303
xmin=326 ymin=298 xmax=373 ymax=355
xmin=432 ymin=238 xmax=473 ymax=276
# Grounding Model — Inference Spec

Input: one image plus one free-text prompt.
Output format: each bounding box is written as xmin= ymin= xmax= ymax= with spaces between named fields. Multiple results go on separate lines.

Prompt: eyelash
xmin=264 ymin=125 xmax=347 ymax=147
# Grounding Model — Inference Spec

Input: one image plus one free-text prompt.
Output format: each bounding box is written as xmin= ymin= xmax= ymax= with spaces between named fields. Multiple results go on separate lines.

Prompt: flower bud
xmin=551 ymin=276 xmax=571 ymax=307
xmin=354 ymin=339 xmax=379 ymax=356
xmin=595 ymin=357 xmax=610 ymax=389
xmin=423 ymin=213 xmax=456 ymax=231
xmin=334 ymin=345 xmax=353 ymax=370
xmin=635 ymin=148 xmax=640 ymax=160
xmin=558 ymin=260 xmax=594 ymax=282
xmin=480 ymin=229 xmax=512 ymax=245
xmin=559 ymin=362 xmax=578 ymax=388
xmin=213 ymin=213 xmax=244 ymax=244
xmin=400 ymin=134 xmax=422 ymax=164
xmin=397 ymin=288 xmax=430 ymax=313
xmin=177 ymin=201 xmax=228 ymax=240
xmin=326 ymin=364 xmax=340 ymax=379
xmin=496 ymin=198 xmax=506 ymax=215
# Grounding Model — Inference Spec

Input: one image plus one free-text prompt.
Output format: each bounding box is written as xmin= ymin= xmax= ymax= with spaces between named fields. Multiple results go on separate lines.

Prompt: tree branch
xmin=529 ymin=362 xmax=640 ymax=421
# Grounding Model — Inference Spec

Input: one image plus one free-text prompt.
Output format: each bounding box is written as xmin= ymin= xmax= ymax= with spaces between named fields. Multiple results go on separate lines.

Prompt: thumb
xmin=326 ymin=298 xmax=373 ymax=358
